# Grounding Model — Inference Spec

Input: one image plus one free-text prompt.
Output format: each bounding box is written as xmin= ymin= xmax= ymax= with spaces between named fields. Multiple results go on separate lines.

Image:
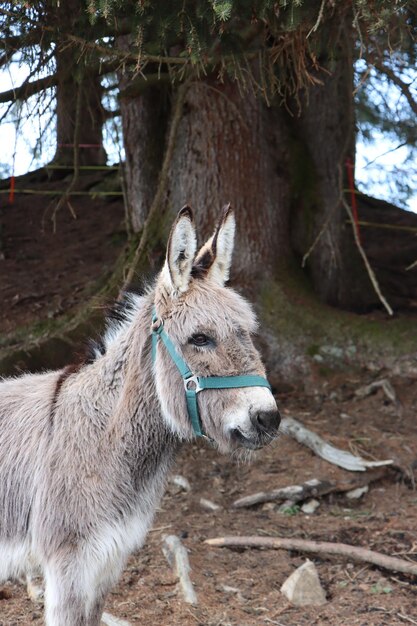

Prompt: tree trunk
xmin=52 ymin=0 xmax=107 ymax=167
xmin=167 ymin=79 xmax=291 ymax=284
xmin=119 ymin=8 xmax=388 ymax=312
xmin=291 ymin=6 xmax=371 ymax=310
xmin=119 ymin=77 xmax=171 ymax=232
xmin=121 ymin=77 xmax=292 ymax=287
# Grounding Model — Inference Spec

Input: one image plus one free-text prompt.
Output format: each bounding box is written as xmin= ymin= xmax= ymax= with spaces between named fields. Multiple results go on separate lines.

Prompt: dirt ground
xmin=1 ymin=375 xmax=416 ymax=626
xmin=0 ymin=181 xmax=416 ymax=625
xmin=0 ymin=172 xmax=126 ymax=336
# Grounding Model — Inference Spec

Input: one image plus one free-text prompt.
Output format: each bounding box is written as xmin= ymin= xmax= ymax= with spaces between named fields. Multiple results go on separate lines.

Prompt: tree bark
xmin=167 ymin=79 xmax=291 ymax=283
xmin=291 ymin=6 xmax=370 ymax=309
xmin=52 ymin=0 xmax=107 ymax=167
xmin=119 ymin=73 xmax=171 ymax=232
xmin=121 ymin=76 xmax=292 ymax=286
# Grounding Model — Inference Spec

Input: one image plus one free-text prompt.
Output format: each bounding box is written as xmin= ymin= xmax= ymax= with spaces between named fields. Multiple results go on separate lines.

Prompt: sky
xmin=0 ymin=60 xmax=416 ymax=213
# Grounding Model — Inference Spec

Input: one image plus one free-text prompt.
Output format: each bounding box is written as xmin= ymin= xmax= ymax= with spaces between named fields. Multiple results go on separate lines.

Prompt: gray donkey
xmin=0 ymin=206 xmax=280 ymax=625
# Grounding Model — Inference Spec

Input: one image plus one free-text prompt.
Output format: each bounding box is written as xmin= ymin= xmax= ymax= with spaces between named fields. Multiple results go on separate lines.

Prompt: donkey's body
xmin=0 ymin=207 xmax=280 ymax=625
xmin=0 ymin=294 xmax=175 ymax=622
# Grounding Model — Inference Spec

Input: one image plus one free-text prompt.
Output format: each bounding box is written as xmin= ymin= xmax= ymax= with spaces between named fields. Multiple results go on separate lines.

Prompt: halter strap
xmin=151 ymin=309 xmax=271 ymax=438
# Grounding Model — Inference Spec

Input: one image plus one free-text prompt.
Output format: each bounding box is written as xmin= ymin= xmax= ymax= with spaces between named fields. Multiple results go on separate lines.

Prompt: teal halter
xmin=151 ymin=309 xmax=271 ymax=438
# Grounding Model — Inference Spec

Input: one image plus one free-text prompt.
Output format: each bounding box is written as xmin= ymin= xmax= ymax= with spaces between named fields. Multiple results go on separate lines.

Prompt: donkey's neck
xmin=104 ymin=295 xmax=179 ymax=488
xmin=63 ymin=293 xmax=179 ymax=494
xmin=71 ymin=294 xmax=155 ymax=416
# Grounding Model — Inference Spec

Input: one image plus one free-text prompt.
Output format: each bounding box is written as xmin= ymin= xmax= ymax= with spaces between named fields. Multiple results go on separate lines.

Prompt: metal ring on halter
xmin=184 ymin=375 xmax=202 ymax=393
xmin=151 ymin=317 xmax=163 ymax=334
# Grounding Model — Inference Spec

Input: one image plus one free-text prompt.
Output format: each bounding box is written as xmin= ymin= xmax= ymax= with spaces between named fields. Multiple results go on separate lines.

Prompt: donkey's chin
xmin=230 ymin=427 xmax=273 ymax=450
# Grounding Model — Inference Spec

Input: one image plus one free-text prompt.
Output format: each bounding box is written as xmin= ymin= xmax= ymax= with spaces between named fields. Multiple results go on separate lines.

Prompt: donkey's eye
xmin=189 ymin=333 xmax=211 ymax=347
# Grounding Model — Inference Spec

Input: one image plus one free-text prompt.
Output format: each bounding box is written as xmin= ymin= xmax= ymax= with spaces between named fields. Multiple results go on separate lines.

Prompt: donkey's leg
xmin=44 ymin=561 xmax=108 ymax=626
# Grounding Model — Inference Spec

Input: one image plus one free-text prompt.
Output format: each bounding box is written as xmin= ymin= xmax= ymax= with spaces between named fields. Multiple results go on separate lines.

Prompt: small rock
xmin=313 ymin=354 xmax=324 ymax=363
xmin=301 ymin=499 xmax=320 ymax=514
xmin=101 ymin=613 xmax=131 ymax=626
xmin=346 ymin=485 xmax=369 ymax=500
xmin=346 ymin=345 xmax=357 ymax=357
xmin=281 ymin=560 xmax=327 ymax=606
xmin=278 ymin=499 xmax=298 ymax=514
xmin=199 ymin=498 xmax=221 ymax=511
xmin=340 ymin=412 xmax=352 ymax=420
xmin=320 ymin=345 xmax=344 ymax=360
xmin=262 ymin=502 xmax=277 ymax=512
xmin=170 ymin=474 xmax=191 ymax=492
xmin=219 ymin=584 xmax=240 ymax=594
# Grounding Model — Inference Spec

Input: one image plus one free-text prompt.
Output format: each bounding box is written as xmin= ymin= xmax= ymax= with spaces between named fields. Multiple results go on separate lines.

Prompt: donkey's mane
xmin=89 ymin=289 xmax=147 ymax=363
xmin=51 ymin=289 xmax=150 ymax=411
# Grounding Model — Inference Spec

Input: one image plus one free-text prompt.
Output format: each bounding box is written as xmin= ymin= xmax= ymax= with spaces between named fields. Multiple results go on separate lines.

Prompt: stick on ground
xmin=232 ymin=468 xmax=388 ymax=508
xmin=281 ymin=416 xmax=393 ymax=472
xmin=162 ymin=534 xmax=198 ymax=605
xmin=205 ymin=536 xmax=417 ymax=577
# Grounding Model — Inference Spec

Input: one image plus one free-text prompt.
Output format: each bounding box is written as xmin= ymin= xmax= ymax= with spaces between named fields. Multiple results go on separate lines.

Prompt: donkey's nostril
xmin=252 ymin=409 xmax=281 ymax=432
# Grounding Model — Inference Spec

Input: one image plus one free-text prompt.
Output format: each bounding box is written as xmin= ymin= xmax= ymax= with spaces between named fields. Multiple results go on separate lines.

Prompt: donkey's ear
xmin=193 ymin=204 xmax=235 ymax=286
xmin=161 ymin=206 xmax=197 ymax=294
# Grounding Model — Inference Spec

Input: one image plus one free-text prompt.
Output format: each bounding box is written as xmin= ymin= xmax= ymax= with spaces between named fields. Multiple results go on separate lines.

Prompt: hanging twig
xmin=301 ymin=159 xmax=345 ymax=269
xmin=342 ymin=196 xmax=394 ymax=316
xmin=205 ymin=536 xmax=417 ymax=577
xmin=301 ymin=211 xmax=333 ymax=268
xmin=406 ymin=258 xmax=417 ymax=271
xmin=307 ymin=0 xmax=327 ymax=37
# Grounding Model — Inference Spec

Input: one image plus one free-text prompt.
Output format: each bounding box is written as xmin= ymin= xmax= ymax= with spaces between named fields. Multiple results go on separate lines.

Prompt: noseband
xmin=151 ymin=309 xmax=271 ymax=439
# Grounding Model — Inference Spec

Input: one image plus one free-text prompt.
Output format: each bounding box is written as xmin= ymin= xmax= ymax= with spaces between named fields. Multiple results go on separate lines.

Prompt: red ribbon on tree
xmin=9 ymin=175 xmax=15 ymax=204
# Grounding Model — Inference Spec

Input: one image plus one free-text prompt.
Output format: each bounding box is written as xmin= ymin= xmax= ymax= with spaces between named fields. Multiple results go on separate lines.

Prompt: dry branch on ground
xmin=232 ymin=468 xmax=389 ymax=508
xmin=205 ymin=536 xmax=417 ymax=577
xmin=281 ymin=416 xmax=393 ymax=472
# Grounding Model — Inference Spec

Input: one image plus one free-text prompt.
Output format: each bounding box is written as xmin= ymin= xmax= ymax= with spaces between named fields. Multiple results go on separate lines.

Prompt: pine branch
xmin=0 ymin=28 xmax=46 ymax=56
xmin=0 ymin=57 xmax=119 ymax=105
xmin=0 ymin=74 xmax=58 ymax=104
xmin=0 ymin=35 xmax=42 ymax=69
xmin=374 ymin=60 xmax=417 ymax=118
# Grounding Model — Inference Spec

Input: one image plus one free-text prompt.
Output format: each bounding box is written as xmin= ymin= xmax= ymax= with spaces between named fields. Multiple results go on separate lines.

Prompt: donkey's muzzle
xmin=232 ymin=407 xmax=281 ymax=449
xmin=251 ymin=408 xmax=281 ymax=435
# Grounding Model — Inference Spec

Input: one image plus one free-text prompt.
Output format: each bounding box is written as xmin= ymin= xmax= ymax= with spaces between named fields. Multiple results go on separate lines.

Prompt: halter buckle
xmin=184 ymin=375 xmax=202 ymax=393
